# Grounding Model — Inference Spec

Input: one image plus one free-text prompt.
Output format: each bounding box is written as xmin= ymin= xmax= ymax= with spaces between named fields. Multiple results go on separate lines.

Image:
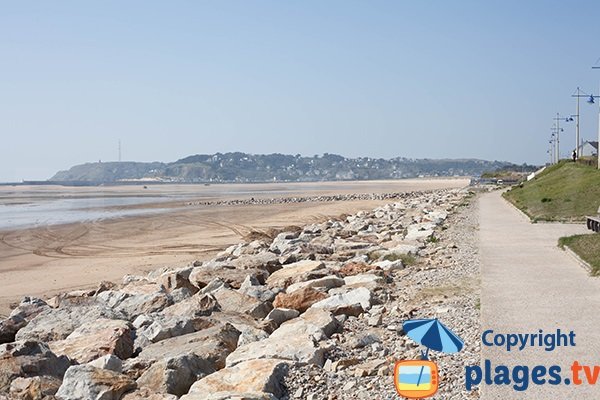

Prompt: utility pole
xmin=118 ymin=140 xmax=122 ymax=162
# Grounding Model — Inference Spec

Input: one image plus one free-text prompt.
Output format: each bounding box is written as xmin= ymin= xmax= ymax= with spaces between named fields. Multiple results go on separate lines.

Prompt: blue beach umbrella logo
xmin=403 ymin=318 xmax=464 ymax=357
xmin=395 ymin=318 xmax=464 ymax=398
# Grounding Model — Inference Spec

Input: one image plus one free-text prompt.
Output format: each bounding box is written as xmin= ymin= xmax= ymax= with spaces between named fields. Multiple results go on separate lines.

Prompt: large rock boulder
xmin=333 ymin=239 xmax=375 ymax=253
xmin=210 ymin=312 xmax=270 ymax=347
xmin=161 ymin=293 xmax=219 ymax=319
xmin=9 ymin=297 xmax=50 ymax=322
xmin=55 ymin=364 xmax=136 ymax=400
xmin=0 ymin=297 xmax=50 ymax=344
xmin=372 ymin=259 xmax=404 ymax=272
xmin=134 ymin=315 xmax=197 ymax=347
xmin=265 ymin=260 xmax=326 ymax=289
xmin=285 ymin=275 xmax=344 ymax=294
xmin=189 ymin=266 xmax=269 ymax=290
xmin=343 ymin=273 xmax=385 ymax=289
xmin=299 ymin=234 xmax=334 ymax=255
xmin=404 ymin=223 xmax=435 ymax=242
xmin=0 ymin=316 xmax=26 ymax=345
xmin=0 ymin=340 xmax=70 ymax=394
xmin=382 ymin=243 xmax=420 ymax=255
xmin=338 ymin=262 xmax=380 ymax=277
xmin=88 ymin=355 xmax=123 ymax=373
xmin=230 ymin=252 xmax=281 ymax=274
xmin=136 ymin=322 xmax=240 ymax=365
xmin=237 ymin=275 xmax=277 ymax=303
xmin=9 ymin=376 xmax=61 ymax=399
xmin=49 ymin=318 xmax=134 ymax=363
xmin=136 ymin=355 xmax=211 ymax=397
xmin=225 ymin=309 xmax=338 ymax=368
xmin=225 ymin=332 xmax=323 ymax=368
xmin=272 ymin=288 xmax=327 ymax=313
xmin=211 ymin=288 xmax=272 ymax=319
xmin=273 ymin=308 xmax=340 ymax=340
xmin=157 ymin=269 xmax=198 ymax=295
xmin=181 ymin=359 xmax=289 ymax=400
xmin=96 ymin=285 xmax=173 ymax=320
xmin=310 ymin=287 xmax=373 ymax=314
xmin=268 ymin=231 xmax=303 ymax=255
xmin=135 ymin=323 xmax=240 ymax=396
xmin=425 ymin=210 xmax=448 ymax=224
xmin=15 ymin=301 xmax=125 ymax=342
xmin=264 ymin=308 xmax=299 ymax=328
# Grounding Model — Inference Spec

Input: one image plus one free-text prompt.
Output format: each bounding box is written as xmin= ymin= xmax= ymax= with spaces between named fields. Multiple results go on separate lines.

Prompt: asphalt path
xmin=480 ymin=190 xmax=600 ymax=399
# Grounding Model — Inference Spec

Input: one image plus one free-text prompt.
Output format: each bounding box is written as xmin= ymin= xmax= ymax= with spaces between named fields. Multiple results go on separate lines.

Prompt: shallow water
xmin=0 ymin=179 xmax=467 ymax=230
xmin=0 ymin=196 xmax=175 ymax=230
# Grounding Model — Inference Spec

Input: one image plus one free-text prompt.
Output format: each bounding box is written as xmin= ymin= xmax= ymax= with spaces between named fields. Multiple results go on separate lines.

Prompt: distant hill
xmin=49 ymin=152 xmax=533 ymax=184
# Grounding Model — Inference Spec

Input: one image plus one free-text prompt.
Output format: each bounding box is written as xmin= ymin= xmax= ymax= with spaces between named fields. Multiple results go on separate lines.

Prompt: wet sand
xmin=0 ymin=178 xmax=468 ymax=316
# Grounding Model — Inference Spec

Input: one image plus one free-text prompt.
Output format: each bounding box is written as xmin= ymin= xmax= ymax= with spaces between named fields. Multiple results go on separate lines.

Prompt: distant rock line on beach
xmin=0 ymin=188 xmax=480 ymax=399
xmin=186 ymin=191 xmax=427 ymax=207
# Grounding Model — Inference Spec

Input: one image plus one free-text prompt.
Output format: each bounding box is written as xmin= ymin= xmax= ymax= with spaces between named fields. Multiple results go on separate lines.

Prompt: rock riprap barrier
xmin=0 ymin=188 xmax=479 ymax=400
xmin=186 ymin=191 xmax=428 ymax=207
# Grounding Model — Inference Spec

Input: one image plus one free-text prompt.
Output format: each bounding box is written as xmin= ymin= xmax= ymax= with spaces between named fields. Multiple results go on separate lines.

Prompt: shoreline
xmin=0 ymin=179 xmax=469 ymax=316
xmin=0 ymin=185 xmax=480 ymax=399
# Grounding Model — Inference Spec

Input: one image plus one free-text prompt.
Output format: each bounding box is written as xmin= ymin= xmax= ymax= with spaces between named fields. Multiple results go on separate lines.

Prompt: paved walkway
xmin=480 ymin=191 xmax=600 ymax=399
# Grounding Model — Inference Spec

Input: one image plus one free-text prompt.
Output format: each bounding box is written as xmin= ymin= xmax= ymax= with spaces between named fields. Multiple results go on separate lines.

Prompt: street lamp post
xmin=549 ymin=132 xmax=557 ymax=164
xmin=572 ymin=88 xmax=584 ymax=160
xmin=552 ymin=113 xmax=573 ymax=163
xmin=571 ymin=88 xmax=599 ymax=161
xmin=584 ymin=91 xmax=600 ymax=166
xmin=592 ymin=65 xmax=600 ymax=168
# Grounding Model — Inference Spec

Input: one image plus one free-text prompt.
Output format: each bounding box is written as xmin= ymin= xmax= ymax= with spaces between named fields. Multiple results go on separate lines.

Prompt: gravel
xmin=280 ymin=194 xmax=481 ymax=399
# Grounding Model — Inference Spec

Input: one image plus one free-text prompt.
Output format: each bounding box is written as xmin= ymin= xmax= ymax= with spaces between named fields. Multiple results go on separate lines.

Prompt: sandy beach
xmin=0 ymin=178 xmax=468 ymax=316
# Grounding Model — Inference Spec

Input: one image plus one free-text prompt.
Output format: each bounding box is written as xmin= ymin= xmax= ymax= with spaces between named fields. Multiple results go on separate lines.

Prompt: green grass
xmin=503 ymin=161 xmax=600 ymax=221
xmin=559 ymin=234 xmax=600 ymax=275
xmin=481 ymin=170 xmax=526 ymax=179
xmin=394 ymin=253 xmax=417 ymax=266
xmin=381 ymin=252 xmax=402 ymax=262
xmin=368 ymin=250 xmax=417 ymax=266
xmin=456 ymin=190 xmax=476 ymax=208
xmin=426 ymin=235 xmax=439 ymax=243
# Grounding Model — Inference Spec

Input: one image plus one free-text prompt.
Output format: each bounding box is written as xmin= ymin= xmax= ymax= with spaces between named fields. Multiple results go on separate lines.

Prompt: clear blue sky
xmin=2 ymin=1 xmax=600 ymax=182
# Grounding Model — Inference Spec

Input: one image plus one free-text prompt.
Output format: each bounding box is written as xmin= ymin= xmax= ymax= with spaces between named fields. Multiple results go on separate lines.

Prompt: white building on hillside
xmin=575 ymin=141 xmax=598 ymax=157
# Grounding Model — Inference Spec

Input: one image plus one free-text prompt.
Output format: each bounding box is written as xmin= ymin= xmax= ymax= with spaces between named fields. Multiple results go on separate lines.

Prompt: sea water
xmin=0 ymin=196 xmax=175 ymax=230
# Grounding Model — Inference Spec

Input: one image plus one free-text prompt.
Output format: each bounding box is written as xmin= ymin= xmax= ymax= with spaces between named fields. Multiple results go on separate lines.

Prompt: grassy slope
xmin=559 ymin=235 xmax=600 ymax=275
xmin=505 ymin=161 xmax=600 ymax=275
xmin=503 ymin=161 xmax=600 ymax=222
